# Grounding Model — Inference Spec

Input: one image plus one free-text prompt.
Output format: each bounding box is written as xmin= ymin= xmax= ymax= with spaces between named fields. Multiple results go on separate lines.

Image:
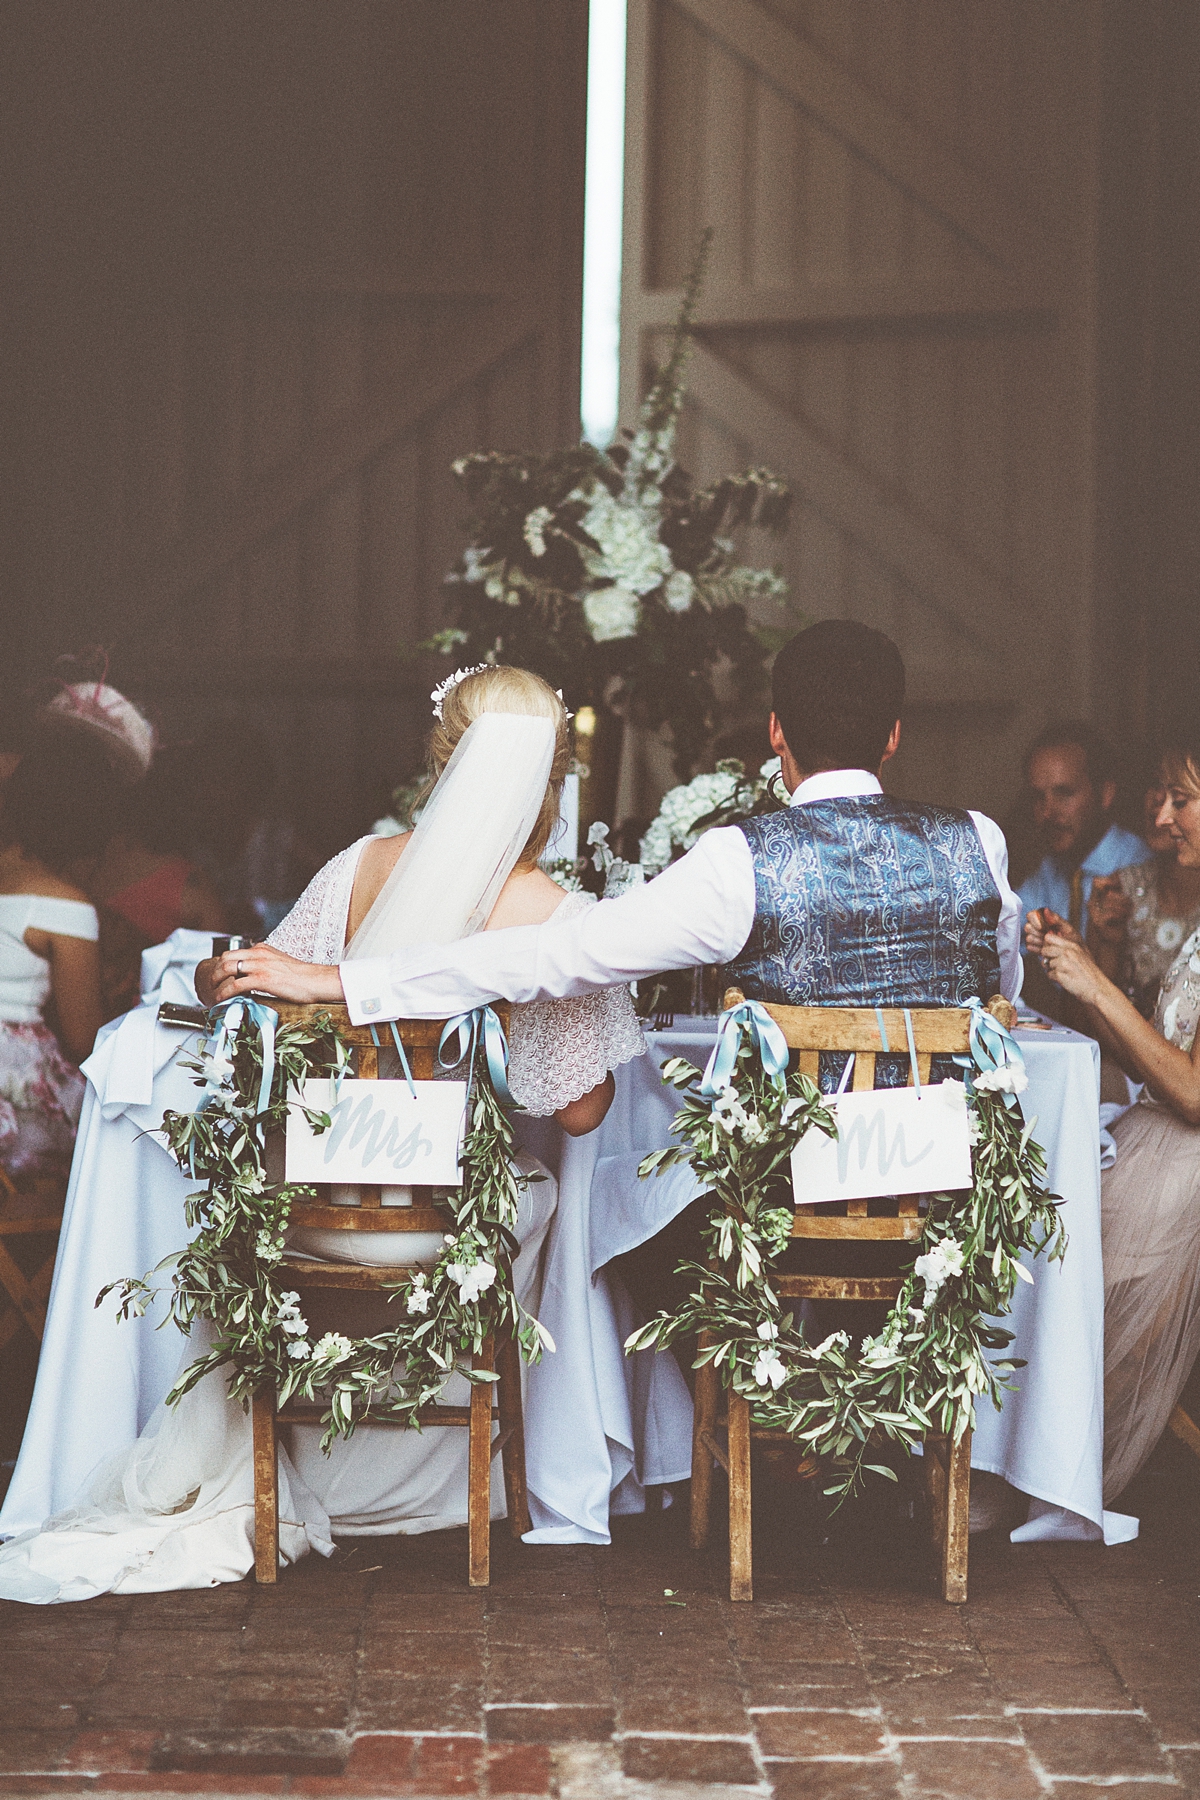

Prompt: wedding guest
xmin=82 ymin=745 xmax=227 ymax=1019
xmin=0 ymin=737 xmax=104 ymax=1180
xmin=1026 ymin=725 xmax=1200 ymax=1500
xmin=1018 ymin=723 xmax=1147 ymax=931
xmin=1087 ymin=762 xmax=1200 ymax=1018
xmin=1017 ymin=723 xmax=1146 ymax=1021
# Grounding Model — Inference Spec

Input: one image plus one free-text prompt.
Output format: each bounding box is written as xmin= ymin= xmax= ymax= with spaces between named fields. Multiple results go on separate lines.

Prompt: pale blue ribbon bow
xmin=199 ymin=996 xmax=279 ymax=1118
xmin=960 ymin=995 xmax=1026 ymax=1110
xmin=699 ymin=999 xmax=790 ymax=1098
xmin=438 ymin=1005 xmax=515 ymax=1107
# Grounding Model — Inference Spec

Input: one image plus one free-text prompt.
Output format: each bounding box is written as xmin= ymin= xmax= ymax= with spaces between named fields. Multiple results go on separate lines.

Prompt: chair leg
xmin=924 ymin=1436 xmax=948 ymax=1552
xmin=1169 ymin=1405 xmax=1200 ymax=1459
xmin=497 ymin=1331 xmax=532 ymax=1539
xmin=941 ymin=1420 xmax=971 ymax=1605
xmin=690 ymin=1335 xmax=717 ymax=1551
xmin=727 ymin=1389 xmax=753 ymax=1602
xmin=468 ymin=1335 xmax=495 ymax=1586
xmin=251 ymin=1386 xmax=279 ymax=1584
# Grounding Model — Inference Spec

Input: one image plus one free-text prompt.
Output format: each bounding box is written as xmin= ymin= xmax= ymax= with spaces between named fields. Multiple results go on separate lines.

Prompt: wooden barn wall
xmin=622 ymin=0 xmax=1108 ymax=822
xmin=2 ymin=1 xmax=588 ymax=856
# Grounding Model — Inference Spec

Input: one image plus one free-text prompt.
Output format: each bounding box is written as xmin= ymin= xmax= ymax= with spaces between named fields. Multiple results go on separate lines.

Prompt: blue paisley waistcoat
xmin=724 ymin=797 xmax=1001 ymax=1088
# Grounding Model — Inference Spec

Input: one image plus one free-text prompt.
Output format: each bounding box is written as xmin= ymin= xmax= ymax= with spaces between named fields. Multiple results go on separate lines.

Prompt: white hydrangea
xmin=583 ymin=584 xmax=641 ymax=642
xmin=523 ymin=505 xmax=553 ymax=557
xmin=639 ymin=769 xmax=743 ymax=873
xmin=913 ymin=1236 xmax=966 ymax=1306
xmin=753 ymin=1346 xmax=787 ymax=1389
xmin=664 ymin=569 xmax=695 ymax=612
xmin=578 ymin=485 xmax=673 ymax=595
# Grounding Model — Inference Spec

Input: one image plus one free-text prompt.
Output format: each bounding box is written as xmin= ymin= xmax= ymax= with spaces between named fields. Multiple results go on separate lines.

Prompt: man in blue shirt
xmin=1018 ymin=722 xmax=1146 ymax=1015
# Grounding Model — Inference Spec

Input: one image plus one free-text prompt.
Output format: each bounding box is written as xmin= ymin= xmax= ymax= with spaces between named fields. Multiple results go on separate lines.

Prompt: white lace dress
xmin=1102 ymin=924 xmax=1200 ymax=1500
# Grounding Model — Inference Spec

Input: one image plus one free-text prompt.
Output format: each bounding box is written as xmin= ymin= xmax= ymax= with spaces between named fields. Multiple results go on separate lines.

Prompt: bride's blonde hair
xmin=427 ymin=666 xmax=572 ymax=867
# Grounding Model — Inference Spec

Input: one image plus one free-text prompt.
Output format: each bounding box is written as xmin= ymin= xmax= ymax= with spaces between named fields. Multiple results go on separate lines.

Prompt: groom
xmin=209 ymin=619 xmax=1021 ymax=1023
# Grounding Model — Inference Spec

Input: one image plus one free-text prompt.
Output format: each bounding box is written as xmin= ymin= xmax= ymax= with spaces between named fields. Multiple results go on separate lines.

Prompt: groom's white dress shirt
xmin=340 ymin=770 xmax=1022 ymax=1023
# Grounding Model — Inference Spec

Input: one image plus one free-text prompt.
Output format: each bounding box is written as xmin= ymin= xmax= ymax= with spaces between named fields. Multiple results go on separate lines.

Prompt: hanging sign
xmin=790 ymin=1080 xmax=973 ymax=1207
xmin=285 ymin=1079 xmax=468 ymax=1187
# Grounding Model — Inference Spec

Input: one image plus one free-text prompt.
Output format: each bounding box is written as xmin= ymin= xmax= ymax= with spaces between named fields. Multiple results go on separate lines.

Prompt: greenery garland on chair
xmin=626 ymin=1009 xmax=1065 ymax=1498
xmin=100 ymin=1006 xmax=552 ymax=1451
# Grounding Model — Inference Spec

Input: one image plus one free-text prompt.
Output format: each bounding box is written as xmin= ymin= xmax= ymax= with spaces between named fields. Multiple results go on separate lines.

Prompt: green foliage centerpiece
xmin=101 ymin=1004 xmax=551 ymax=1449
xmin=626 ymin=1003 xmax=1065 ymax=1498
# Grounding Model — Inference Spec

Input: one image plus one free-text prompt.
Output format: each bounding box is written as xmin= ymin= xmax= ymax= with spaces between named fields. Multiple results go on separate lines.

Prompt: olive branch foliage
xmin=626 ymin=1036 xmax=1065 ymax=1499
xmin=98 ymin=1010 xmax=549 ymax=1451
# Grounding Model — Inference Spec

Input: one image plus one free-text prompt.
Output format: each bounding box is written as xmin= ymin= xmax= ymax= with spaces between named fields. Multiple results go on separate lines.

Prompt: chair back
xmin=269 ymin=1000 xmax=507 ymax=1235
xmin=722 ymin=985 xmax=972 ymax=1091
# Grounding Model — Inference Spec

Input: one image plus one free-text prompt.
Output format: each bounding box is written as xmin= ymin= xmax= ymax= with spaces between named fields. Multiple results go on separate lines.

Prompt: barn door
xmin=622 ymin=0 xmax=1102 ymax=821
xmin=4 ymin=1 xmax=587 ymax=853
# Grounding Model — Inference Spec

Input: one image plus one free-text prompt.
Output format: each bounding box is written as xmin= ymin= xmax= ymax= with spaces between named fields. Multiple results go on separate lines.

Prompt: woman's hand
xmin=1039 ymin=931 xmax=1109 ymax=1007
xmin=1023 ymin=906 xmax=1083 ymax=957
xmin=206 ymin=943 xmax=345 ymax=1006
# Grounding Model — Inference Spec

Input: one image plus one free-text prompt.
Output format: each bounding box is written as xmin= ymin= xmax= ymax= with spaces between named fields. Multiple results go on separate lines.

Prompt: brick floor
xmin=0 ymin=1434 xmax=1196 ymax=1799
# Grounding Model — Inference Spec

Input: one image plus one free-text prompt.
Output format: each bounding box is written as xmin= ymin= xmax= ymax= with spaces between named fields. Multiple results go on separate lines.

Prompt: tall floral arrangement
xmin=424 ymin=233 xmax=796 ymax=777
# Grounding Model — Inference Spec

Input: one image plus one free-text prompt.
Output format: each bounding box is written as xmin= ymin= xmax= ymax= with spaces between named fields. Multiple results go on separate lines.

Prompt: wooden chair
xmin=690 ymin=988 xmax=1009 ymax=1605
xmin=0 ymin=1167 xmax=66 ymax=1355
xmin=251 ymin=1001 xmax=530 ymax=1587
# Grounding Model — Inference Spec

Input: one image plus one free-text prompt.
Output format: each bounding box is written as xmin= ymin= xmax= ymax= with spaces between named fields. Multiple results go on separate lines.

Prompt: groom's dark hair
xmin=772 ymin=621 xmax=905 ymax=773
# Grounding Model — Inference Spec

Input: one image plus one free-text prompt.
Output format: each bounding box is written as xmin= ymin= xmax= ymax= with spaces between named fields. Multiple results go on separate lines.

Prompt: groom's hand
xmin=207 ymin=944 xmax=345 ymax=1006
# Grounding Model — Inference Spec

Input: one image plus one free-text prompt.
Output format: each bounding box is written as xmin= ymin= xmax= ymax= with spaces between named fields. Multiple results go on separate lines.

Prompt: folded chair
xmin=252 ymin=1002 xmax=529 ymax=1587
xmin=690 ymin=987 xmax=1009 ymax=1605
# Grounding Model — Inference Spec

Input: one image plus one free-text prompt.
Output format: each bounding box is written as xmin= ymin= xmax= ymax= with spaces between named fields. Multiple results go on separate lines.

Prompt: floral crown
xmin=430 ymin=665 xmax=488 ymax=721
xmin=430 ymin=665 xmax=573 ymax=724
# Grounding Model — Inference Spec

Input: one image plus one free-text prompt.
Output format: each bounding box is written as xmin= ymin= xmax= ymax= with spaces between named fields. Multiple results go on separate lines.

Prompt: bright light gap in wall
xmin=580 ymin=0 xmax=627 ymax=449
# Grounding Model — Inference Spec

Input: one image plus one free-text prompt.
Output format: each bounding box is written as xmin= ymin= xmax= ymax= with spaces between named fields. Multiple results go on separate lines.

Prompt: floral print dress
xmin=0 ymin=897 xmax=99 ymax=1180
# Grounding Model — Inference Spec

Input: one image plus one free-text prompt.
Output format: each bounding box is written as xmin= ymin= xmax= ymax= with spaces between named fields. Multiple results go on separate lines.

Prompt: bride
xmin=0 ymin=666 xmax=648 ymax=1601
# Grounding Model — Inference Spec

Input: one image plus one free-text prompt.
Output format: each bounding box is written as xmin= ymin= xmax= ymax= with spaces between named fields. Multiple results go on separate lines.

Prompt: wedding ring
xmin=237 ymin=960 xmax=245 ymax=979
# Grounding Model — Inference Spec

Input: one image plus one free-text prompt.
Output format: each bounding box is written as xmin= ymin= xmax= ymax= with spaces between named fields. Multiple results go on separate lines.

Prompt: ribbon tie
xmin=438 ymin=1005 xmax=515 ymax=1107
xmin=199 ymin=996 xmax=279 ymax=1118
xmin=962 ymin=996 xmax=1027 ymax=1109
xmin=699 ymin=999 xmax=789 ymax=1098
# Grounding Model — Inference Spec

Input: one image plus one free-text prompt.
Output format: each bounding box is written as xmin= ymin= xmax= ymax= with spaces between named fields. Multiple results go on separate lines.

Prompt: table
xmin=590 ymin=1016 xmax=1135 ymax=1546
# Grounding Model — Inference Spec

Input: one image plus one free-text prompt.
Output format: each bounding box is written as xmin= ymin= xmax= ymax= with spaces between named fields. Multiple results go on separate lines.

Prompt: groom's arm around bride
xmin=205 ymin=622 xmax=1022 ymax=1021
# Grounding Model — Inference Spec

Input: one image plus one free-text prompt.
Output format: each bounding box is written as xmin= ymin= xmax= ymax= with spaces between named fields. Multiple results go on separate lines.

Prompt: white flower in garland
xmin=447 ymin=1258 xmax=498 ymax=1306
xmin=287 ymin=1340 xmax=312 ymax=1361
xmin=753 ymin=1345 xmax=787 ymax=1389
xmin=973 ymin=1063 xmax=1028 ymax=1096
xmin=405 ymin=1272 xmax=433 ymax=1316
xmin=313 ymin=1331 xmax=354 ymax=1362
xmin=276 ymin=1291 xmax=309 ymax=1338
xmin=913 ymin=1235 xmax=966 ymax=1306
xmin=756 ymin=1320 xmax=779 ymax=1342
xmin=813 ymin=1330 xmax=850 ymax=1360
xmin=583 ymin=583 xmax=640 ymax=642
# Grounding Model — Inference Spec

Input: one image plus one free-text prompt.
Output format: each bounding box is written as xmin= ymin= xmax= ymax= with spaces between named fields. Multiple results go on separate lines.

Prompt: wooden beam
xmin=127 ymin=298 xmax=538 ymax=621
xmin=672 ymin=0 xmax=1047 ymax=275
xmin=685 ymin=342 xmax=1030 ymax=659
xmin=634 ymin=278 xmax=1056 ymax=333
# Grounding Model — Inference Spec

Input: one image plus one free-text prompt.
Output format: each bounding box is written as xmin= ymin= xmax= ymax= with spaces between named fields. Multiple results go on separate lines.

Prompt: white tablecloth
xmin=591 ymin=1017 xmax=1133 ymax=1546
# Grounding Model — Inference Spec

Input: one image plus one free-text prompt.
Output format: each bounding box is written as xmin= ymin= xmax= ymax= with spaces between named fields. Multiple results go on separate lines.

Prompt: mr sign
xmin=285 ymin=1079 xmax=468 ymax=1188
xmin=790 ymin=1081 xmax=973 ymax=1207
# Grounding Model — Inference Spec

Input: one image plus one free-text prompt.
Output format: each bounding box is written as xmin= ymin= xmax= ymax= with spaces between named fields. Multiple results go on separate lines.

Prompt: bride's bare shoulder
xmin=486 ymin=866 xmax=573 ymax=931
xmin=348 ymin=832 xmax=411 ymax=925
